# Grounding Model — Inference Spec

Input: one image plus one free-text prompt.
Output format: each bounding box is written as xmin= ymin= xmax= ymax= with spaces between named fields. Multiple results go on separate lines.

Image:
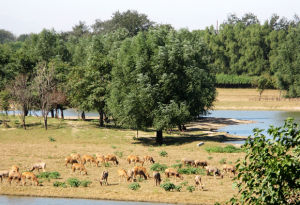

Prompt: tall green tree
xmin=108 ymin=26 xmax=216 ymax=144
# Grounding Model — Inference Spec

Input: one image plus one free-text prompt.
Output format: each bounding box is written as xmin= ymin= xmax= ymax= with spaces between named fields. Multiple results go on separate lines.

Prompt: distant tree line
xmin=0 ymin=11 xmax=300 ymax=142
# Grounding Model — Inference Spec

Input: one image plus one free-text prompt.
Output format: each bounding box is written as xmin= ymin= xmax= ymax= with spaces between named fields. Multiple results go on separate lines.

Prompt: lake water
xmin=0 ymin=196 xmax=168 ymax=205
xmin=206 ymin=110 xmax=300 ymax=143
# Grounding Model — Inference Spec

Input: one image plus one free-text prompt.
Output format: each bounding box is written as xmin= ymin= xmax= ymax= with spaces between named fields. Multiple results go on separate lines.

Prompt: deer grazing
xmin=21 ymin=172 xmax=39 ymax=186
xmin=143 ymin=156 xmax=155 ymax=164
xmin=130 ymin=166 xmax=150 ymax=181
xmin=104 ymin=154 xmax=119 ymax=165
xmin=71 ymin=163 xmax=87 ymax=175
xmin=194 ymin=160 xmax=208 ymax=168
xmin=99 ymin=171 xmax=109 ymax=186
xmin=205 ymin=166 xmax=223 ymax=179
xmin=127 ymin=155 xmax=144 ymax=166
xmin=0 ymin=170 xmax=9 ymax=183
xmin=153 ymin=171 xmax=161 ymax=186
xmin=30 ymin=162 xmax=46 ymax=172
xmin=65 ymin=156 xmax=79 ymax=167
xmin=164 ymin=168 xmax=184 ymax=181
xmin=181 ymin=158 xmax=195 ymax=167
xmin=81 ymin=155 xmax=97 ymax=167
xmin=222 ymin=164 xmax=236 ymax=177
xmin=118 ymin=168 xmax=131 ymax=182
xmin=195 ymin=175 xmax=204 ymax=190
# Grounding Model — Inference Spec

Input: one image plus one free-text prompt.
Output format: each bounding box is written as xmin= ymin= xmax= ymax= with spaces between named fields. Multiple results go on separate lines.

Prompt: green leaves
xmin=230 ymin=118 xmax=300 ymax=204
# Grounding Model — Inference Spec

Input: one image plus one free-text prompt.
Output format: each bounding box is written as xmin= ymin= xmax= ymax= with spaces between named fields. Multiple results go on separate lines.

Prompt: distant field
xmin=215 ymin=88 xmax=300 ymax=111
xmin=0 ymin=116 xmax=245 ymax=205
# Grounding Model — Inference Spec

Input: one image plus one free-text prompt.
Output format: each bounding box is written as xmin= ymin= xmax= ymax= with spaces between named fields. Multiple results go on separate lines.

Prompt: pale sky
xmin=1 ymin=0 xmax=299 ymax=36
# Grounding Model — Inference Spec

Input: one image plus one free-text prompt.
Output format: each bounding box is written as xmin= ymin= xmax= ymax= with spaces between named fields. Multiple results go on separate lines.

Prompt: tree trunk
xmin=156 ymin=130 xmax=163 ymax=145
xmin=55 ymin=108 xmax=59 ymax=118
xmin=81 ymin=111 xmax=86 ymax=121
xmin=44 ymin=116 xmax=48 ymax=130
xmin=99 ymin=110 xmax=104 ymax=127
xmin=22 ymin=106 xmax=26 ymax=130
xmin=136 ymin=129 xmax=139 ymax=138
xmin=178 ymin=124 xmax=182 ymax=131
xmin=50 ymin=109 xmax=54 ymax=118
xmin=60 ymin=108 xmax=64 ymax=120
xmin=24 ymin=107 xmax=28 ymax=116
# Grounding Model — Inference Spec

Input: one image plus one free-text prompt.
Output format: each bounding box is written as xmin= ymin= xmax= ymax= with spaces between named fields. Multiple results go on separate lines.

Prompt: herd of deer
xmin=0 ymin=153 xmax=236 ymax=190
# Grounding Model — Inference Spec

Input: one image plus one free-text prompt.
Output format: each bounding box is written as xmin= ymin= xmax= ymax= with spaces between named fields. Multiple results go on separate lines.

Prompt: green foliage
xmin=150 ymin=163 xmax=168 ymax=172
xmin=219 ymin=158 xmax=227 ymax=164
xmin=114 ymin=150 xmax=123 ymax=158
xmin=175 ymin=185 xmax=182 ymax=192
xmin=216 ymin=74 xmax=257 ymax=88
xmin=205 ymin=145 xmax=242 ymax=153
xmin=128 ymin=182 xmax=141 ymax=191
xmin=159 ymin=150 xmax=168 ymax=157
xmin=160 ymin=182 xmax=176 ymax=191
xmin=81 ymin=180 xmax=92 ymax=187
xmin=53 ymin=181 xmax=67 ymax=188
xmin=67 ymin=178 xmax=81 ymax=187
xmin=230 ymin=118 xmax=300 ymax=204
xmin=180 ymin=181 xmax=189 ymax=186
xmin=207 ymin=156 xmax=213 ymax=160
xmin=171 ymin=163 xmax=182 ymax=169
xmin=0 ymin=90 xmax=10 ymax=113
xmin=186 ymin=186 xmax=195 ymax=193
xmin=37 ymin=171 xmax=60 ymax=179
xmin=177 ymin=167 xmax=204 ymax=175
xmin=48 ymin=136 xmax=56 ymax=142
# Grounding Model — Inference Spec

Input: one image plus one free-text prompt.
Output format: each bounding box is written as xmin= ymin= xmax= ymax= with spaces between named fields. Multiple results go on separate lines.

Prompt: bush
xmin=187 ymin=185 xmax=195 ymax=193
xmin=219 ymin=158 xmax=227 ymax=164
xmin=171 ymin=163 xmax=182 ymax=169
xmin=175 ymin=185 xmax=182 ymax=192
xmin=230 ymin=118 xmax=300 ymax=204
xmin=67 ymin=178 xmax=81 ymax=187
xmin=150 ymin=163 xmax=168 ymax=172
xmin=160 ymin=182 xmax=176 ymax=191
xmin=37 ymin=171 xmax=60 ymax=180
xmin=205 ymin=145 xmax=242 ymax=153
xmin=180 ymin=181 xmax=189 ymax=186
xmin=81 ymin=180 xmax=92 ymax=187
xmin=53 ymin=181 xmax=67 ymax=188
xmin=159 ymin=150 xmax=168 ymax=157
xmin=177 ymin=167 xmax=204 ymax=175
xmin=129 ymin=182 xmax=140 ymax=191
xmin=48 ymin=136 xmax=56 ymax=142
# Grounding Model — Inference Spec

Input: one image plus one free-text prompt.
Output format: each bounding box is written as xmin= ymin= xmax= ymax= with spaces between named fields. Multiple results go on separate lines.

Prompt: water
xmin=0 ymin=196 xmax=168 ymax=205
xmin=206 ymin=110 xmax=300 ymax=143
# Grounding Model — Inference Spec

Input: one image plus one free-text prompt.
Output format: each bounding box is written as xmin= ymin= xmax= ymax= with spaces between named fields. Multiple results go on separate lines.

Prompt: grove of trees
xmin=1 ymin=10 xmax=300 ymax=141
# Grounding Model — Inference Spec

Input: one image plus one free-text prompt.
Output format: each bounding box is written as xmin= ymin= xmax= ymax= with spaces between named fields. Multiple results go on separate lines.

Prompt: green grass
xmin=177 ymin=167 xmax=205 ymax=175
xmin=205 ymin=145 xmax=242 ymax=153
xmin=150 ymin=163 xmax=168 ymax=172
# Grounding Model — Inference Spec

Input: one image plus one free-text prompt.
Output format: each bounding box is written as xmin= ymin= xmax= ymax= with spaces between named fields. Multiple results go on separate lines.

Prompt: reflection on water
xmin=206 ymin=110 xmax=300 ymax=143
xmin=0 ymin=196 xmax=167 ymax=205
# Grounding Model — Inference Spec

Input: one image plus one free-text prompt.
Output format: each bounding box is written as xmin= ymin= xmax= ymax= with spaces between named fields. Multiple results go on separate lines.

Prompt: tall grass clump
xmin=205 ymin=145 xmax=242 ymax=153
xmin=150 ymin=163 xmax=168 ymax=172
xmin=177 ymin=167 xmax=205 ymax=175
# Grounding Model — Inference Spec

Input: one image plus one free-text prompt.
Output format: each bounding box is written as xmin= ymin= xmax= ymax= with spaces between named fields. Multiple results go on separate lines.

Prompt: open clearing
xmin=0 ymin=116 xmax=247 ymax=205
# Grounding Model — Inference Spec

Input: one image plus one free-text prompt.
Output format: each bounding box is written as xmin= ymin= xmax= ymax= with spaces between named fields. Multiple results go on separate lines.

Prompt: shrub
xmin=205 ymin=145 xmax=242 ymax=153
xmin=159 ymin=150 xmax=168 ymax=157
xmin=111 ymin=145 xmax=117 ymax=149
xmin=67 ymin=178 xmax=81 ymax=187
xmin=150 ymin=163 xmax=168 ymax=172
xmin=49 ymin=172 xmax=60 ymax=179
xmin=180 ymin=181 xmax=189 ymax=186
xmin=53 ymin=181 xmax=67 ymax=188
xmin=187 ymin=185 xmax=195 ymax=192
xmin=177 ymin=167 xmax=204 ymax=175
xmin=129 ymin=182 xmax=140 ymax=190
xmin=48 ymin=136 xmax=56 ymax=142
xmin=219 ymin=158 xmax=227 ymax=164
xmin=171 ymin=163 xmax=182 ymax=169
xmin=104 ymin=162 xmax=111 ymax=167
xmin=160 ymin=182 xmax=176 ymax=191
xmin=37 ymin=171 xmax=60 ymax=180
xmin=81 ymin=180 xmax=92 ymax=187
xmin=230 ymin=118 xmax=300 ymax=204
xmin=175 ymin=185 xmax=182 ymax=192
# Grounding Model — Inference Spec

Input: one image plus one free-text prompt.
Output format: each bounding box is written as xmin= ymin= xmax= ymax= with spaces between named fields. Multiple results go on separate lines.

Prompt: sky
xmin=1 ymin=0 xmax=299 ymax=36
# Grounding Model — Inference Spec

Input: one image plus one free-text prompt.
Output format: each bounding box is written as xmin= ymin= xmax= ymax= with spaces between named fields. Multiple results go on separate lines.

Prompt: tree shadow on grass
xmin=132 ymin=133 xmax=246 ymax=147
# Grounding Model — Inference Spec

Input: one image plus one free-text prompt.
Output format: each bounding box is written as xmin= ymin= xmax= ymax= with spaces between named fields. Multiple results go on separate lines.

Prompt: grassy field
xmin=215 ymin=88 xmax=300 ymax=111
xmin=0 ymin=116 xmax=246 ymax=205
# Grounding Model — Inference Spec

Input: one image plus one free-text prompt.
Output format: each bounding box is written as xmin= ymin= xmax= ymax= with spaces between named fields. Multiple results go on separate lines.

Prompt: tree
xmin=8 ymin=74 xmax=33 ymax=129
xmin=0 ymin=90 xmax=10 ymax=115
xmin=0 ymin=29 xmax=15 ymax=44
xmin=92 ymin=10 xmax=154 ymax=36
xmin=230 ymin=118 xmax=299 ymax=204
xmin=33 ymin=62 xmax=56 ymax=130
xmin=71 ymin=21 xmax=90 ymax=38
xmin=108 ymin=26 xmax=216 ymax=144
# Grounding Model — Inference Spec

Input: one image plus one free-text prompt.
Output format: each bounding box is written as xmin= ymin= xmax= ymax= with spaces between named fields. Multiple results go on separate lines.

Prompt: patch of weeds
xmin=175 ymin=185 xmax=182 ymax=192
xmin=53 ymin=181 xmax=67 ymax=188
xmin=38 ymin=179 xmax=44 ymax=184
xmin=175 ymin=159 xmax=181 ymax=163
xmin=150 ymin=163 xmax=168 ymax=172
xmin=37 ymin=172 xmax=60 ymax=180
xmin=215 ymin=202 xmax=221 ymax=205
xmin=137 ymin=177 xmax=144 ymax=182
xmin=187 ymin=185 xmax=195 ymax=192
xmin=219 ymin=158 xmax=227 ymax=164
xmin=67 ymin=178 xmax=81 ymax=187
xmin=207 ymin=156 xmax=213 ymax=160
xmin=228 ymin=161 xmax=232 ymax=164
xmin=129 ymin=182 xmax=140 ymax=190
xmin=159 ymin=150 xmax=168 ymax=157
xmin=180 ymin=181 xmax=189 ymax=186
xmin=48 ymin=156 xmax=53 ymax=159
xmin=205 ymin=145 xmax=242 ymax=153
xmin=160 ymin=182 xmax=175 ymax=191
xmin=148 ymin=148 xmax=154 ymax=152
xmin=177 ymin=167 xmax=204 ymax=175
xmin=81 ymin=180 xmax=92 ymax=187
xmin=114 ymin=151 xmax=123 ymax=158
xmin=171 ymin=163 xmax=182 ymax=169
xmin=104 ymin=162 xmax=111 ymax=167
xmin=111 ymin=145 xmax=117 ymax=149
xmin=163 ymin=178 xmax=170 ymax=183
xmin=48 ymin=136 xmax=56 ymax=142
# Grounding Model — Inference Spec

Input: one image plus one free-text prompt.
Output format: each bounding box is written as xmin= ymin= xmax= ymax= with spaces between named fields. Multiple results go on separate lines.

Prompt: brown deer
xmin=153 ymin=171 xmax=161 ymax=186
xmin=143 ymin=156 xmax=155 ymax=164
xmin=118 ymin=168 xmax=131 ymax=182
xmin=164 ymin=168 xmax=184 ymax=181
xmin=205 ymin=166 xmax=223 ymax=179
xmin=21 ymin=172 xmax=39 ymax=186
xmin=194 ymin=160 xmax=208 ymax=168
xmin=65 ymin=156 xmax=79 ymax=167
xmin=30 ymin=162 xmax=46 ymax=172
xmin=127 ymin=155 xmax=144 ymax=166
xmin=0 ymin=170 xmax=9 ymax=183
xmin=8 ymin=170 xmax=21 ymax=185
xmin=130 ymin=166 xmax=150 ymax=180
xmin=81 ymin=155 xmax=97 ymax=167
xmin=96 ymin=155 xmax=106 ymax=167
xmin=181 ymin=158 xmax=195 ymax=167
xmin=71 ymin=163 xmax=87 ymax=175
xmin=195 ymin=175 xmax=204 ymax=190
xmin=104 ymin=154 xmax=119 ymax=165
xmin=222 ymin=164 xmax=236 ymax=177
xmin=99 ymin=171 xmax=109 ymax=186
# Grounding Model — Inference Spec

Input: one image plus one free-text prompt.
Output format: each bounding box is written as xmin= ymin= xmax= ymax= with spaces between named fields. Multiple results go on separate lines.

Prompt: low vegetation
xmin=205 ymin=145 xmax=242 ymax=153
xmin=128 ymin=182 xmax=140 ymax=191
